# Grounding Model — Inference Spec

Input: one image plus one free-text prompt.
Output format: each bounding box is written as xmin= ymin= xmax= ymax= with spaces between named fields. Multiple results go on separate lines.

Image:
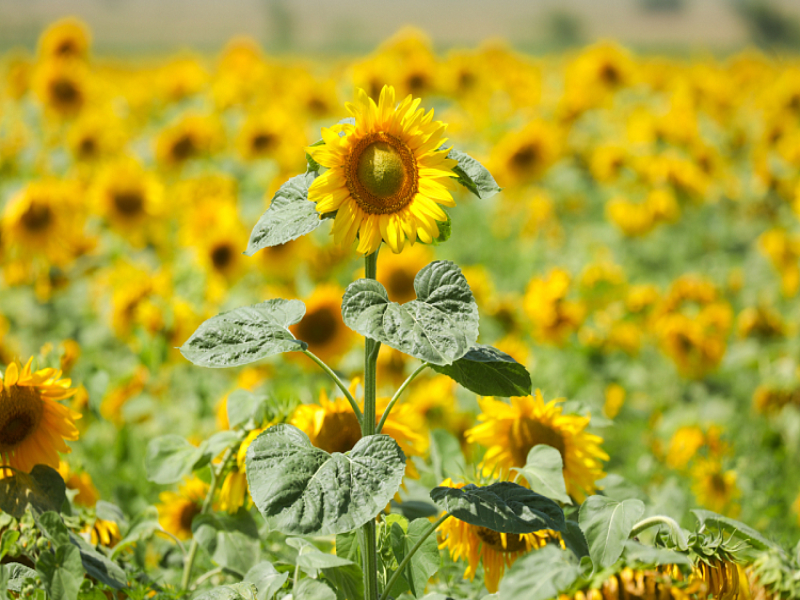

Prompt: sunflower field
xmin=1 ymin=16 xmax=800 ymax=600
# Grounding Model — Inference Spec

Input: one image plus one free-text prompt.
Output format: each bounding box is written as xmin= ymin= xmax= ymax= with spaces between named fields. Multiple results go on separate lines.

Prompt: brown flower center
xmin=51 ymin=78 xmax=80 ymax=105
xmin=55 ymin=40 xmax=79 ymax=57
xmin=294 ymin=306 xmax=339 ymax=346
xmin=210 ymin=243 xmax=235 ymax=271
xmin=251 ymin=133 xmax=275 ymax=153
xmin=510 ymin=143 xmax=541 ymax=173
xmin=313 ymin=411 xmax=362 ymax=454
xmin=509 ymin=418 xmax=566 ymax=467
xmin=475 ymin=527 xmax=528 ymax=553
xmin=21 ymin=202 xmax=53 ymax=232
xmin=386 ymin=268 xmax=417 ymax=304
xmin=78 ymin=136 xmax=97 ymax=158
xmin=346 ymin=132 xmax=418 ymax=215
xmin=113 ymin=191 xmax=145 ymax=217
xmin=178 ymin=501 xmax=201 ymax=533
xmin=170 ymin=134 xmax=196 ymax=162
xmin=0 ymin=386 xmax=44 ymax=453
xmin=600 ymin=63 xmax=621 ymax=86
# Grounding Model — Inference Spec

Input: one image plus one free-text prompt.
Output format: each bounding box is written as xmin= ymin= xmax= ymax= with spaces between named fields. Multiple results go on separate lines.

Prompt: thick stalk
xmin=379 ymin=514 xmax=451 ymax=600
xmin=376 ymin=363 xmax=428 ymax=434
xmin=180 ymin=446 xmax=236 ymax=591
xmin=362 ymin=250 xmax=381 ymax=600
xmin=630 ymin=515 xmax=689 ymax=551
xmin=302 ymin=349 xmax=363 ymax=423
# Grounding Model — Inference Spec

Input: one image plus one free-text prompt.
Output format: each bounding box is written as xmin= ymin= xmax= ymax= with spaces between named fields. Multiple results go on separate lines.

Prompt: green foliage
xmin=622 ymin=541 xmax=692 ymax=567
xmin=193 ymin=510 xmax=261 ymax=576
xmin=245 ymin=424 xmax=406 ymax=535
xmin=692 ymin=509 xmax=779 ymax=552
xmin=227 ymin=389 xmax=271 ymax=430
xmin=497 ymin=544 xmax=580 ymax=600
xmin=111 ymin=506 xmax=162 ymax=559
xmin=579 ymin=496 xmax=645 ymax=570
xmin=36 ymin=544 xmax=83 ymax=600
xmin=513 ymin=445 xmax=572 ymax=505
xmin=561 ymin=521 xmax=590 ymax=560
xmin=430 ymin=344 xmax=532 ymax=396
xmin=446 ymin=149 xmax=502 ymax=200
xmin=243 ymin=562 xmax=289 ymax=600
xmin=430 ymin=482 xmax=565 ymax=534
xmin=193 ymin=583 xmax=258 ymax=600
xmin=245 ymin=171 xmax=323 ymax=255
xmin=294 ymin=578 xmax=337 ymax=600
xmin=341 ymin=260 xmax=479 ymax=366
xmin=145 ymin=434 xmax=206 ymax=484
xmin=389 ymin=518 xmax=441 ymax=598
xmin=180 ymin=299 xmax=308 ymax=368
xmin=0 ymin=465 xmax=67 ymax=518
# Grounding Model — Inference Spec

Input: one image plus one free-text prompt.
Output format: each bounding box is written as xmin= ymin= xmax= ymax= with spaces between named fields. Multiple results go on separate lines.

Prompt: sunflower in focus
xmin=437 ymin=477 xmax=560 ymax=593
xmin=466 ymin=391 xmax=607 ymax=502
xmin=0 ymin=358 xmax=80 ymax=474
xmin=38 ymin=18 xmax=91 ymax=61
xmin=306 ymin=85 xmax=458 ymax=254
xmin=290 ymin=284 xmax=355 ymax=365
xmin=157 ymin=477 xmax=208 ymax=540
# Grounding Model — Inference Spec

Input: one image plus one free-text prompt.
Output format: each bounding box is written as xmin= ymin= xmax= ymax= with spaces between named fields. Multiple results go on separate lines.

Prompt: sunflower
xmin=237 ymin=108 xmax=306 ymax=169
xmin=289 ymin=284 xmax=355 ymax=365
xmin=67 ymin=111 xmax=126 ymax=162
xmin=89 ymin=519 xmax=121 ymax=548
xmin=306 ymin=85 xmax=458 ymax=255
xmin=155 ymin=114 xmax=222 ymax=168
xmin=290 ymin=387 xmax=427 ymax=476
xmin=523 ymin=268 xmax=586 ymax=345
xmin=561 ymin=566 xmax=709 ymax=600
xmin=58 ymin=460 xmax=99 ymax=507
xmin=218 ymin=426 xmax=266 ymax=513
xmin=466 ymin=391 xmax=608 ymax=502
xmin=157 ymin=477 xmax=208 ymax=540
xmin=695 ymin=558 xmax=750 ymax=600
xmin=691 ymin=458 xmax=741 ymax=517
xmin=33 ymin=59 xmax=89 ymax=117
xmin=0 ymin=358 xmax=80 ymax=474
xmin=437 ymin=478 xmax=560 ymax=593
xmin=92 ymin=158 xmax=164 ymax=242
xmin=38 ymin=18 xmax=91 ymax=61
xmin=491 ymin=120 xmax=561 ymax=186
xmin=377 ymin=242 xmax=432 ymax=304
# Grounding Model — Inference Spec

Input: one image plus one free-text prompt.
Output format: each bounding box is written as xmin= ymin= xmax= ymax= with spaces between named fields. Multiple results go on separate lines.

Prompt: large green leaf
xmin=180 ymin=299 xmax=308 ymax=368
xmin=390 ymin=518 xmax=441 ymax=598
xmin=430 ymin=482 xmax=564 ymax=534
xmin=193 ymin=511 xmax=260 ymax=576
xmin=430 ymin=344 xmax=531 ymax=396
xmin=561 ymin=520 xmax=590 ymax=560
xmin=513 ymin=445 xmax=572 ymax=505
xmin=227 ymin=389 xmax=270 ymax=430
xmin=287 ymin=537 xmax=354 ymax=577
xmin=245 ymin=171 xmax=322 ymax=255
xmin=497 ymin=544 xmax=579 ymax=600
xmin=0 ymin=465 xmax=66 ymax=518
xmin=691 ymin=509 xmax=778 ymax=552
xmin=447 ymin=149 xmax=501 ymax=200
xmin=246 ymin=424 xmax=406 ymax=535
xmin=341 ymin=261 xmax=479 ymax=366
xmin=244 ymin=562 xmax=289 ymax=600
xmin=193 ymin=583 xmax=258 ymax=600
xmin=579 ymin=496 xmax=645 ymax=570
xmin=323 ymin=562 xmax=364 ymax=600
xmin=294 ymin=578 xmax=336 ymax=600
xmin=144 ymin=435 xmax=204 ymax=484
xmin=36 ymin=545 xmax=83 ymax=600
xmin=68 ymin=533 xmax=127 ymax=590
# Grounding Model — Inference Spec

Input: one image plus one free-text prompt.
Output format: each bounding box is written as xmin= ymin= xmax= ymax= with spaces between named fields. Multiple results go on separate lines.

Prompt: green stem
xmin=180 ymin=445 xmax=236 ymax=591
xmin=376 ymin=363 xmax=428 ymax=434
xmin=362 ymin=249 xmax=380 ymax=600
xmin=303 ymin=349 xmax=363 ymax=424
xmin=379 ymin=513 xmax=451 ymax=600
xmin=630 ymin=515 xmax=689 ymax=551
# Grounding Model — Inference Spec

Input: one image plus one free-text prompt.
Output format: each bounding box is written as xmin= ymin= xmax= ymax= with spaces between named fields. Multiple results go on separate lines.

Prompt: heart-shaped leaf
xmin=342 ymin=261 xmax=479 ymax=366
xmin=579 ymin=496 xmax=645 ymax=570
xmin=431 ymin=344 xmax=531 ymax=397
xmin=244 ymin=562 xmax=289 ymax=600
xmin=246 ymin=425 xmax=406 ymax=535
xmin=430 ymin=482 xmax=564 ymax=534
xmin=447 ymin=149 xmax=501 ymax=200
xmin=180 ymin=299 xmax=307 ymax=368
xmin=193 ymin=510 xmax=260 ymax=576
xmin=513 ymin=445 xmax=572 ymax=505
xmin=245 ymin=171 xmax=322 ymax=255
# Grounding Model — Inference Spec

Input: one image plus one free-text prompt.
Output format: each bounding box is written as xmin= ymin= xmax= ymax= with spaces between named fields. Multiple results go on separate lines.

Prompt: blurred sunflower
xmin=58 ymin=460 xmax=99 ymax=507
xmin=237 ymin=108 xmax=306 ymax=169
xmin=290 ymin=284 xmax=355 ymax=365
xmin=219 ymin=426 xmax=267 ymax=513
xmin=67 ymin=112 xmax=126 ymax=162
xmin=690 ymin=458 xmax=740 ymax=516
xmin=466 ymin=391 xmax=607 ymax=502
xmin=306 ymin=85 xmax=458 ymax=254
xmin=38 ymin=18 xmax=91 ymax=61
xmin=155 ymin=113 xmax=222 ymax=168
xmin=492 ymin=120 xmax=560 ymax=187
xmin=33 ymin=59 xmax=89 ymax=117
xmin=523 ymin=268 xmax=585 ymax=345
xmin=0 ymin=358 xmax=80 ymax=474
xmin=157 ymin=477 xmax=208 ymax=540
xmin=437 ymin=477 xmax=560 ymax=593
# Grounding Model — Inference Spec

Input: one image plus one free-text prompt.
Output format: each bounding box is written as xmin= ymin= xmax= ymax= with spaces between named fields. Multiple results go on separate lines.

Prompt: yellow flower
xmin=38 ymin=18 xmax=91 ymax=61
xmin=466 ymin=391 xmax=608 ymax=502
xmin=690 ymin=458 xmax=740 ymax=516
xmin=753 ymin=385 xmax=800 ymax=415
xmin=306 ymin=85 xmax=458 ymax=254
xmin=155 ymin=113 xmax=223 ymax=168
xmin=523 ymin=268 xmax=586 ymax=345
xmin=491 ymin=120 xmax=561 ymax=186
xmin=58 ymin=460 xmax=99 ymax=507
xmin=237 ymin=108 xmax=307 ymax=170
xmin=0 ymin=358 xmax=80 ymax=474
xmin=157 ymin=477 xmax=208 ymax=540
xmin=33 ymin=59 xmax=90 ymax=117
xmin=737 ymin=305 xmax=785 ymax=339
xmin=219 ymin=427 xmax=266 ymax=514
xmin=290 ymin=388 xmax=427 ymax=476
xmin=67 ymin=111 xmax=127 ymax=161
xmin=289 ymin=284 xmax=355 ymax=366
xmin=758 ymin=229 xmax=800 ymax=298
xmin=694 ymin=558 xmax=749 ymax=600
xmin=603 ymin=384 xmax=626 ymax=419
xmin=89 ymin=519 xmax=121 ymax=548
xmin=437 ymin=478 xmax=559 ymax=593
xmin=666 ymin=426 xmax=705 ymax=470
xmin=560 ymin=567 xmax=709 ymax=600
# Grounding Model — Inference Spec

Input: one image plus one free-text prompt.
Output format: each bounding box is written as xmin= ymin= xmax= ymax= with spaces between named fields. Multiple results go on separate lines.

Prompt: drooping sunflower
xmin=306 ymin=85 xmax=458 ymax=255
xmin=0 ymin=358 xmax=80 ymax=474
xmin=466 ymin=391 xmax=608 ymax=502
xmin=157 ymin=476 xmax=208 ymax=540
xmin=437 ymin=478 xmax=560 ymax=593
xmin=289 ymin=284 xmax=355 ymax=365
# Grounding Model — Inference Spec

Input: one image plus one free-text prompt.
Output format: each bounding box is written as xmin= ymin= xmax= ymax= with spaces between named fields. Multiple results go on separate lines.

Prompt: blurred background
xmin=2 ymin=0 xmax=800 ymax=55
